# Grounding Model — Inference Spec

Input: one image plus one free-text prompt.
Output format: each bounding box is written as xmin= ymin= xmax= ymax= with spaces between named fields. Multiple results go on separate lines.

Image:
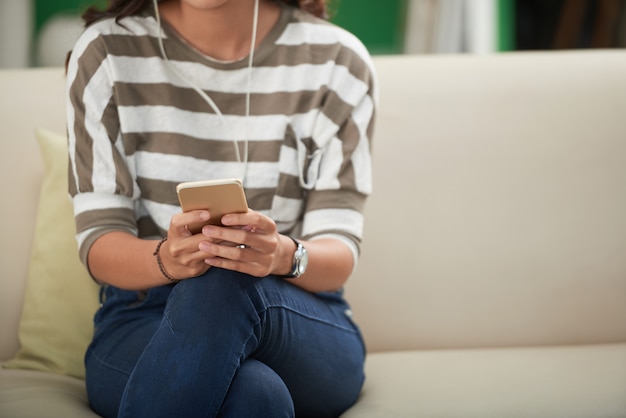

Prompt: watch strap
xmin=276 ymin=236 xmax=304 ymax=279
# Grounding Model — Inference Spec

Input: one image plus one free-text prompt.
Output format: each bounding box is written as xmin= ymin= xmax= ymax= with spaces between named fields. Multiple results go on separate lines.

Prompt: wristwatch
xmin=277 ymin=236 xmax=308 ymax=279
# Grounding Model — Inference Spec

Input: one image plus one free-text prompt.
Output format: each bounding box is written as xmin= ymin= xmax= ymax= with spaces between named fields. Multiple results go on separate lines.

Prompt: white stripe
xmin=141 ymin=200 xmax=180 ymax=231
xmin=81 ymin=63 xmax=118 ymax=194
xmin=141 ymin=199 xmax=274 ymax=231
xmin=134 ymin=151 xmax=280 ymax=187
xmin=315 ymin=137 xmax=342 ymax=190
xmin=351 ymin=133 xmax=372 ymax=194
xmin=72 ymin=192 xmax=134 ymax=216
xmin=108 ymin=56 xmax=245 ymax=91
xmin=309 ymin=233 xmax=359 ymax=274
xmin=119 ymin=106 xmax=291 ymax=141
xmin=277 ymin=22 xmax=366 ymax=53
xmin=303 ymin=208 xmax=364 ymax=239
xmin=277 ymin=22 xmax=375 ymax=71
xmin=66 ymin=29 xmax=98 ymax=83
xmin=108 ymin=55 xmax=369 ymax=108
xmin=350 ymin=96 xmax=375 ymax=194
xmin=75 ymin=224 xmax=137 ymax=246
xmin=91 ymin=15 xmax=158 ymax=37
xmin=311 ymin=111 xmax=339 ymax=147
xmin=119 ymin=130 xmax=142 ymax=200
xmin=66 ymin=15 xmax=159 ymax=88
xmin=67 ymin=36 xmax=119 ymax=196
xmin=276 ymin=22 xmax=378 ymax=101
xmin=75 ymin=228 xmax=95 ymax=250
xmin=66 ymin=29 xmax=101 ymax=193
xmin=326 ymin=65 xmax=370 ymax=108
xmin=120 ymin=106 xmax=333 ymax=146
xmin=271 ymin=195 xmax=303 ymax=222
xmin=290 ymin=109 xmax=321 ymax=142
xmin=254 ymin=63 xmax=369 ymax=108
xmin=279 ymin=145 xmax=299 ymax=177
xmin=136 ymin=201 xmax=150 ymax=219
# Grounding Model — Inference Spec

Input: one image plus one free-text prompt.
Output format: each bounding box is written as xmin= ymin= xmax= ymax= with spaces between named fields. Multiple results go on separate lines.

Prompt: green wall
xmin=330 ymin=0 xmax=408 ymax=55
xmin=34 ymin=0 xmax=408 ymax=55
xmin=497 ymin=0 xmax=515 ymax=51
xmin=34 ymin=0 xmax=103 ymax=34
xmin=35 ymin=0 xmax=517 ymax=54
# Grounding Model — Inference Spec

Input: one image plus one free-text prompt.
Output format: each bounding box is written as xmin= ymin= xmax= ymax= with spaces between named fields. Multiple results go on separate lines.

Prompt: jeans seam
xmin=262 ymin=304 xmax=359 ymax=334
xmin=89 ymin=348 xmax=132 ymax=378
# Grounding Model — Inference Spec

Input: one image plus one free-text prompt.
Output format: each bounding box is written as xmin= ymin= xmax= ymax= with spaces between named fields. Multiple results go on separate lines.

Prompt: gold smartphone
xmin=176 ymin=178 xmax=249 ymax=234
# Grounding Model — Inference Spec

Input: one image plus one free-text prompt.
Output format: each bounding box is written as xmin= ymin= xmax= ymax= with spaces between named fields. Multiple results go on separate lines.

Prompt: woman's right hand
xmin=158 ymin=210 xmax=215 ymax=281
xmin=88 ymin=209 xmax=223 ymax=289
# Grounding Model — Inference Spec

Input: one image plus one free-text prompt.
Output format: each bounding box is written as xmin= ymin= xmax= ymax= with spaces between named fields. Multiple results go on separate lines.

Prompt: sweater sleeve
xmin=300 ymin=45 xmax=377 ymax=262
xmin=66 ymin=26 xmax=138 ymax=266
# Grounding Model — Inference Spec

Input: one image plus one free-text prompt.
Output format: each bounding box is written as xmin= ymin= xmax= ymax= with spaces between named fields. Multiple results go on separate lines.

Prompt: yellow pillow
xmin=4 ymin=129 xmax=99 ymax=379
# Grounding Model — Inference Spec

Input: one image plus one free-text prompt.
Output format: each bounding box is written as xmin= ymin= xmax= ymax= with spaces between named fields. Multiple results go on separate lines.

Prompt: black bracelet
xmin=153 ymin=237 xmax=181 ymax=284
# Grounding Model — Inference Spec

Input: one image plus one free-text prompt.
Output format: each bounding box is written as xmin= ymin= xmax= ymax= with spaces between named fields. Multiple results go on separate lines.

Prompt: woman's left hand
xmin=198 ymin=209 xmax=292 ymax=277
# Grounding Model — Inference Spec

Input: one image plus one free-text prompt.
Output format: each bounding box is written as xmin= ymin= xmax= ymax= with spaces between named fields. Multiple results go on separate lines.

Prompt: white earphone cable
xmin=152 ymin=0 xmax=259 ymax=182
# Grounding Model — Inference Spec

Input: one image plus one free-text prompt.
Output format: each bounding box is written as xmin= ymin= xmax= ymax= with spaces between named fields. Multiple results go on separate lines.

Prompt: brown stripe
xmin=123 ymin=132 xmax=284 ymax=162
xmin=303 ymin=229 xmax=362 ymax=243
xmin=302 ymin=230 xmax=362 ymax=253
xmin=103 ymin=34 xmax=162 ymax=59
xmin=69 ymin=38 xmax=107 ymax=193
xmin=67 ymin=159 xmax=78 ymax=196
xmin=98 ymin=31 xmax=372 ymax=84
xmin=336 ymin=116 xmax=360 ymax=189
xmin=114 ymin=82 xmax=330 ymax=117
xmin=101 ymin=95 xmax=120 ymax=139
xmin=136 ymin=177 xmax=179 ymax=206
xmin=275 ymin=172 xmax=304 ymax=200
xmin=245 ymin=188 xmax=276 ymax=212
xmin=305 ymin=189 xmax=367 ymax=213
xmin=137 ymin=215 xmax=165 ymax=238
xmin=75 ymin=207 xmax=136 ymax=235
xmin=136 ymin=176 xmax=278 ymax=212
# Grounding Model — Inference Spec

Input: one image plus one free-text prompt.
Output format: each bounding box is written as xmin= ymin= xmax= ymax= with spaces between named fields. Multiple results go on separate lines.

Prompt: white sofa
xmin=1 ymin=51 xmax=626 ymax=418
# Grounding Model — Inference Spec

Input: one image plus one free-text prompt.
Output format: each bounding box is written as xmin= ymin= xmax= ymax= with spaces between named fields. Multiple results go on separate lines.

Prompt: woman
xmin=66 ymin=0 xmax=376 ymax=416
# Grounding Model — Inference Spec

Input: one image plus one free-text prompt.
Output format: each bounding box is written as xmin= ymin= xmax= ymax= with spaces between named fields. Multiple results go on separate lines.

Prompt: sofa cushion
xmin=0 ymin=367 xmax=99 ymax=418
xmin=3 ymin=129 xmax=99 ymax=379
xmin=342 ymin=343 xmax=626 ymax=418
xmin=3 ymin=344 xmax=623 ymax=418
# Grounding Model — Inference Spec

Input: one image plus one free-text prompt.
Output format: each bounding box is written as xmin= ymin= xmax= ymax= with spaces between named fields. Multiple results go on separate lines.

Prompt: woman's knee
xmin=219 ymin=359 xmax=294 ymax=418
xmin=164 ymin=270 xmax=259 ymax=323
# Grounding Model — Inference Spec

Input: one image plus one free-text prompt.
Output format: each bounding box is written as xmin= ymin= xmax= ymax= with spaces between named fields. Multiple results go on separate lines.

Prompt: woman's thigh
xmin=245 ymin=280 xmax=366 ymax=417
xmin=155 ymin=272 xmax=366 ymax=417
xmin=85 ymin=273 xmax=365 ymax=418
xmin=85 ymin=285 xmax=171 ymax=418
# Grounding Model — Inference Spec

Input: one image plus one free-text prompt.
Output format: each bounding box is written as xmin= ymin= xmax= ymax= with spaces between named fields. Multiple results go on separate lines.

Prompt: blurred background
xmin=1 ymin=0 xmax=625 ymax=68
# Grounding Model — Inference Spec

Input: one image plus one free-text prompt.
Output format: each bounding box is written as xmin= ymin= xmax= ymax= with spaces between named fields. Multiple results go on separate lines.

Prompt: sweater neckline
xmin=157 ymin=2 xmax=292 ymax=70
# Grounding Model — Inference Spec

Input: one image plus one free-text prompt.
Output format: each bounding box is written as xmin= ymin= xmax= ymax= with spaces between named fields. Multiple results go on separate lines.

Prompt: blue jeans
xmin=85 ymin=268 xmax=366 ymax=418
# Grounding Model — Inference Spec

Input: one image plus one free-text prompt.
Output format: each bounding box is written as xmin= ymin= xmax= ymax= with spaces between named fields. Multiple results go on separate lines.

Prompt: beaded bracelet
xmin=153 ymin=237 xmax=181 ymax=284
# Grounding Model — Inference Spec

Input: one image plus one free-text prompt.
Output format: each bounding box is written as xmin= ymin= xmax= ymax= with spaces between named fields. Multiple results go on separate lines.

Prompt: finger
xmin=199 ymin=240 xmax=254 ymax=262
xmin=156 ymin=235 xmax=213 ymax=280
xmin=201 ymin=224 xmax=250 ymax=247
xmin=170 ymin=210 xmax=211 ymax=237
xmin=221 ymin=210 xmax=269 ymax=232
xmin=204 ymin=253 xmax=268 ymax=278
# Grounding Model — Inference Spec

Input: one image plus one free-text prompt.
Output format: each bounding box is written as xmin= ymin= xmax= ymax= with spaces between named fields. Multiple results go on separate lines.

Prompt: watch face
xmin=297 ymin=249 xmax=308 ymax=275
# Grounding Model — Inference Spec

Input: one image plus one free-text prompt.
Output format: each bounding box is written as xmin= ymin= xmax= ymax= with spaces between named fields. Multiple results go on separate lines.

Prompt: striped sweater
xmin=66 ymin=2 xmax=377 ymax=267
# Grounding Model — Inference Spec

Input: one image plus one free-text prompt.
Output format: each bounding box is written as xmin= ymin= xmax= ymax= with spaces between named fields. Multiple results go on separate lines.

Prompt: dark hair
xmin=82 ymin=0 xmax=330 ymax=28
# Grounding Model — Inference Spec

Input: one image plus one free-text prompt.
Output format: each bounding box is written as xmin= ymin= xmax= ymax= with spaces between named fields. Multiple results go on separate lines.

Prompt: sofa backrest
xmin=347 ymin=51 xmax=626 ymax=351
xmin=1 ymin=52 xmax=626 ymax=361
xmin=0 ymin=68 xmax=67 ymax=360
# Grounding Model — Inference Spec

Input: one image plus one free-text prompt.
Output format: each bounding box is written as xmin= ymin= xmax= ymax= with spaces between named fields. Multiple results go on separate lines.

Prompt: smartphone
xmin=176 ymin=178 xmax=249 ymax=234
